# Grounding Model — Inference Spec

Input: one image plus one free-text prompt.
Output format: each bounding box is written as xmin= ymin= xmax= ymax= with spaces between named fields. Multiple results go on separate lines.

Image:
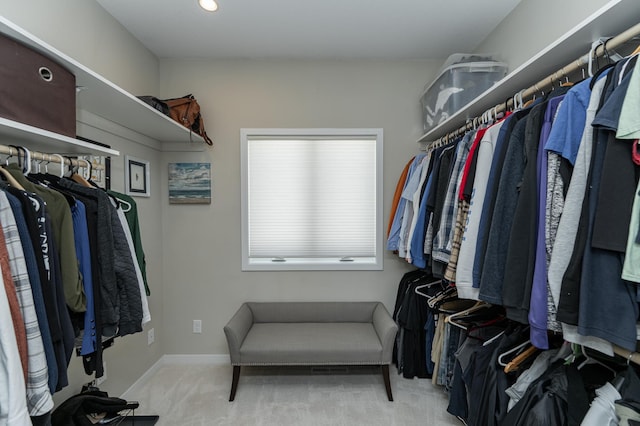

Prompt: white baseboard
xmin=162 ymin=354 xmax=230 ymax=364
xmin=120 ymin=354 xmax=229 ymax=399
xmin=120 ymin=356 xmax=166 ymax=400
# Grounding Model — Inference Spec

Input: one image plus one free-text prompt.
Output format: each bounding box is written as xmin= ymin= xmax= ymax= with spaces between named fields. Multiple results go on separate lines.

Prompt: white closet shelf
xmin=0 ymin=117 xmax=119 ymax=157
xmin=417 ymin=0 xmax=640 ymax=144
xmin=0 ymin=16 xmax=206 ymax=154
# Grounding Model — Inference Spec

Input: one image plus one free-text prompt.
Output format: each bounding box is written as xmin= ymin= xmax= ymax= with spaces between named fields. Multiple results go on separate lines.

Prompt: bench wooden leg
xmin=229 ymin=366 xmax=241 ymax=401
xmin=381 ymin=365 xmax=393 ymax=401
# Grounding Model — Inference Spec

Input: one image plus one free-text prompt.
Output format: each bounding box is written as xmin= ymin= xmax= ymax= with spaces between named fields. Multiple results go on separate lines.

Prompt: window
xmin=241 ymin=128 xmax=383 ymax=271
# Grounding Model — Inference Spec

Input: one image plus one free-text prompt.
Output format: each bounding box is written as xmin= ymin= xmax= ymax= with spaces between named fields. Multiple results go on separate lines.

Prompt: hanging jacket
xmin=500 ymin=361 xmax=590 ymax=426
xmin=58 ymin=180 xmax=142 ymax=337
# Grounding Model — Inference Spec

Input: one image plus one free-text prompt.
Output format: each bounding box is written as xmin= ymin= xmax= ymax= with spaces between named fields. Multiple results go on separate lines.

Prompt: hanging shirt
xmin=71 ymin=200 xmax=97 ymax=356
xmin=591 ymin=56 xmax=639 ymax=253
xmin=478 ymin=112 xmax=530 ymax=305
xmin=424 ymin=143 xmax=457 ymax=261
xmin=617 ymin=54 xmax=640 ymax=140
xmin=471 ymin=112 xmax=514 ymax=288
xmin=0 ymin=191 xmax=53 ymax=416
xmin=544 ymin=79 xmax=593 ymax=165
xmin=387 ymin=154 xmax=425 ymax=252
xmin=575 ymin=58 xmax=640 ymax=352
xmin=115 ymin=202 xmax=150 ymax=325
xmin=622 ymin=178 xmax=640 ymax=283
xmin=528 ymin=95 xmax=564 ymax=349
xmin=6 ymin=164 xmax=85 ymax=312
xmin=405 ymin=152 xmax=434 ymax=261
xmin=398 ymin=153 xmax=430 ymax=258
xmin=0 ymin=261 xmax=32 ymax=426
xmin=432 ymin=132 xmax=474 ymax=265
xmin=542 ymin=80 xmax=594 ymax=337
xmin=107 ymin=191 xmax=150 ymax=296
xmin=409 ymin=155 xmax=437 ymax=268
xmin=6 ymin=188 xmax=59 ymax=394
xmin=580 ymin=382 xmax=622 ymax=426
xmin=502 ymin=89 xmax=569 ymax=323
xmin=0 ymin=215 xmax=28 ymax=381
xmin=547 ymin=72 xmax=614 ymax=356
xmin=456 ymin=119 xmax=506 ymax=300
xmin=387 ymin=158 xmax=414 ymax=239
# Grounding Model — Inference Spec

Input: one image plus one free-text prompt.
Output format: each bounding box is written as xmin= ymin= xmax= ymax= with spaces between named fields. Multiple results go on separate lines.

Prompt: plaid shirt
xmin=444 ymin=200 xmax=470 ymax=283
xmin=0 ymin=192 xmax=54 ymax=415
xmin=431 ymin=132 xmax=474 ymax=264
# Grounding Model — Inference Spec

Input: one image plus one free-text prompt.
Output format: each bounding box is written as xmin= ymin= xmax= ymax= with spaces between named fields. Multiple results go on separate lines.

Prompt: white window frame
xmin=241 ymin=128 xmax=384 ymax=271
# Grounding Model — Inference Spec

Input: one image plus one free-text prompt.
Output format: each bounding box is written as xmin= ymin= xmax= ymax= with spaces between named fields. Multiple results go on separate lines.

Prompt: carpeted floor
xmin=123 ymin=361 xmax=462 ymax=425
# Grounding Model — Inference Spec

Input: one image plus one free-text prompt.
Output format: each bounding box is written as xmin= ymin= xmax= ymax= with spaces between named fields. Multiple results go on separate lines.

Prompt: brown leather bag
xmin=163 ymin=94 xmax=213 ymax=146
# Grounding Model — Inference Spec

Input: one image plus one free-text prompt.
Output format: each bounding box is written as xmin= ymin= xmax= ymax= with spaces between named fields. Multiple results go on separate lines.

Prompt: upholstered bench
xmin=223 ymin=301 xmax=398 ymax=401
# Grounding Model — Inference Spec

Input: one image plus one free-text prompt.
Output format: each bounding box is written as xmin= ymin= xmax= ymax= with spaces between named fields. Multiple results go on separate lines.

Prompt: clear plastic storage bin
xmin=421 ymin=60 xmax=508 ymax=133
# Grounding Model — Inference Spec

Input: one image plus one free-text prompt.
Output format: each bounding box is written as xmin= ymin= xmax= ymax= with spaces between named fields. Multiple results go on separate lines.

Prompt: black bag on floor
xmin=52 ymin=390 xmax=138 ymax=426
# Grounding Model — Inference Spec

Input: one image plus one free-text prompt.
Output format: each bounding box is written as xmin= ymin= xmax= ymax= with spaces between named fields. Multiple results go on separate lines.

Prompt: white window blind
xmin=241 ymin=129 xmax=383 ymax=271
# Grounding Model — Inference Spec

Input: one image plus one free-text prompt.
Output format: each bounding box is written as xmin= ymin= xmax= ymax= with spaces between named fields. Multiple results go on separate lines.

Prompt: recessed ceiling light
xmin=199 ymin=0 xmax=218 ymax=12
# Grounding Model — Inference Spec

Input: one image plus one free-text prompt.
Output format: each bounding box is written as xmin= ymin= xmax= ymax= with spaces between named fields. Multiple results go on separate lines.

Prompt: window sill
xmin=242 ymin=257 xmax=382 ymax=271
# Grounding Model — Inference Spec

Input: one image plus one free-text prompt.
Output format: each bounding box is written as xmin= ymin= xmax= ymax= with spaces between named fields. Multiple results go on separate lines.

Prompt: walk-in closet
xmin=0 ymin=0 xmax=639 ymax=424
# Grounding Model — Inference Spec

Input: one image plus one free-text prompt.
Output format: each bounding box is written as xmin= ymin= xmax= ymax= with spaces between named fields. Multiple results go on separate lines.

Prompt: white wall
xmin=0 ymin=0 xmax=159 ymax=94
xmin=474 ymin=0 xmax=614 ymax=72
xmin=158 ymin=58 xmax=439 ymax=354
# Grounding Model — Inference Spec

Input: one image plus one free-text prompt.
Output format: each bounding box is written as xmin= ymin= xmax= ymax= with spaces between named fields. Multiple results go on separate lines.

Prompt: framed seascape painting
xmin=168 ymin=162 xmax=212 ymax=204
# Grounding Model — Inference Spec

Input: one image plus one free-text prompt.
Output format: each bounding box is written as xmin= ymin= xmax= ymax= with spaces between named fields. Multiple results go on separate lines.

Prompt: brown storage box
xmin=0 ymin=33 xmax=76 ymax=138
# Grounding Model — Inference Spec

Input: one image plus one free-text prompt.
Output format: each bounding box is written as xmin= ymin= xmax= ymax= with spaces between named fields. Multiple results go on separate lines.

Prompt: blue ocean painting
xmin=168 ymin=162 xmax=212 ymax=204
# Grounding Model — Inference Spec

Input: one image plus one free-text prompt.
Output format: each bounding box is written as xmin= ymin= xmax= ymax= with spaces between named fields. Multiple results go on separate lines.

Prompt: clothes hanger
xmin=438 ymin=299 xmax=477 ymax=317
xmin=558 ymin=68 xmax=573 ymax=87
xmin=577 ymin=345 xmax=617 ymax=378
xmin=588 ymin=38 xmax=608 ymax=77
xmin=551 ymin=341 xmax=574 ymax=362
xmin=482 ymin=329 xmax=506 ymax=347
xmin=522 ymin=86 xmax=537 ymax=108
xmin=504 ymin=346 xmax=539 ymax=373
xmin=81 ymin=158 xmax=101 ymax=189
xmin=414 ymin=279 xmax=443 ymax=298
xmin=427 ymin=286 xmax=457 ymax=310
xmin=516 ymin=90 xmax=525 ymax=110
xmin=445 ymin=301 xmax=492 ymax=330
xmin=63 ymin=156 xmax=76 ymax=178
xmin=51 ymin=154 xmax=65 ymax=178
xmin=0 ymin=147 xmax=25 ymax=190
xmin=20 ymin=146 xmax=31 ymax=175
xmin=498 ymin=339 xmax=531 ymax=367
xmin=115 ymin=197 xmax=132 ymax=213
xmin=73 ymin=165 xmax=93 ymax=187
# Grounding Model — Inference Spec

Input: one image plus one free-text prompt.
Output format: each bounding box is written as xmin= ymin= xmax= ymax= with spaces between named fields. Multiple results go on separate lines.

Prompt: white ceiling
xmin=96 ymin=0 xmax=523 ymax=60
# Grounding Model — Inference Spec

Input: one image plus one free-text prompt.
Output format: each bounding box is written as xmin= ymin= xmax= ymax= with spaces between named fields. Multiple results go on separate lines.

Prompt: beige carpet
xmin=123 ymin=362 xmax=462 ymax=426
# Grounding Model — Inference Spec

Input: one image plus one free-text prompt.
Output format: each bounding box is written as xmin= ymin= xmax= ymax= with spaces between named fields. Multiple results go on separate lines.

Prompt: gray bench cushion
xmin=239 ymin=322 xmax=383 ymax=365
xmin=247 ymin=302 xmax=378 ymax=323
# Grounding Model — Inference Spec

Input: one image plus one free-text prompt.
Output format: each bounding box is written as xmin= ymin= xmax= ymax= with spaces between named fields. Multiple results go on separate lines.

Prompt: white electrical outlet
xmin=96 ymin=362 xmax=107 ymax=385
xmin=148 ymin=328 xmax=155 ymax=345
xmin=193 ymin=320 xmax=202 ymax=333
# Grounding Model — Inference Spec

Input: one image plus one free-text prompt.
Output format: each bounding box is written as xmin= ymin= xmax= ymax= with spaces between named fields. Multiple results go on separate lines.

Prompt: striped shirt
xmin=0 ymin=191 xmax=53 ymax=416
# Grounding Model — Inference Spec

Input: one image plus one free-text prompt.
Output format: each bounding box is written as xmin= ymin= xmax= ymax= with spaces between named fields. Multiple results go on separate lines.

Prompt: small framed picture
xmin=168 ymin=162 xmax=212 ymax=204
xmin=125 ymin=156 xmax=150 ymax=197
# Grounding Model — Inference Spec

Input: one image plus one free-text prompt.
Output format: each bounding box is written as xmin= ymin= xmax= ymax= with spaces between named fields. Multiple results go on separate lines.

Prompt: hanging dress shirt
xmin=0 ymin=261 xmax=32 ymax=426
xmin=0 ymin=191 xmax=53 ymax=416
